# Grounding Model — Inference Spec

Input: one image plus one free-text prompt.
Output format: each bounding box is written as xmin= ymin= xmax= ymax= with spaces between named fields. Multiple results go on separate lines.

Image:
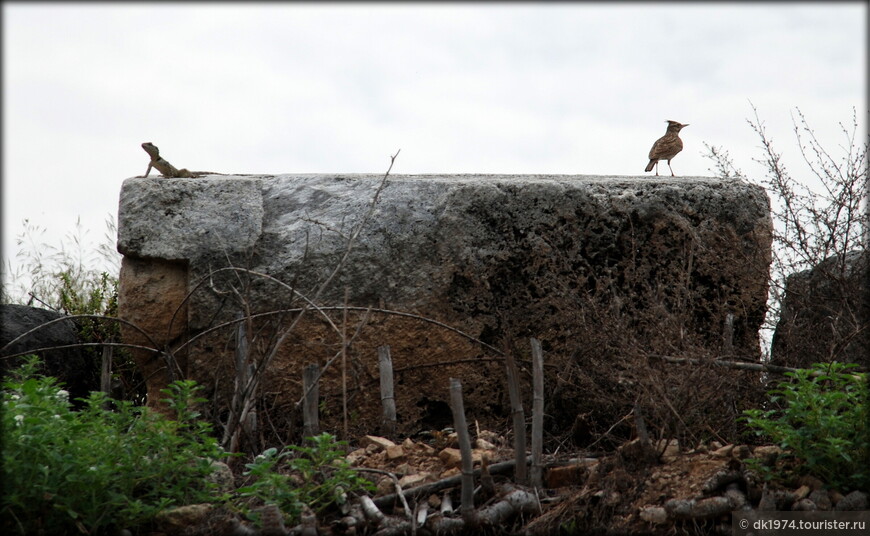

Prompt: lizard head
xmin=141 ymin=142 xmax=159 ymax=156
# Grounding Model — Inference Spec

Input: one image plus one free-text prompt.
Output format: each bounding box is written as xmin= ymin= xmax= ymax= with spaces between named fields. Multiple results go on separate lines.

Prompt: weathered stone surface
xmin=154 ymin=504 xmax=213 ymax=533
xmin=360 ymin=435 xmax=397 ymax=450
xmin=117 ymin=174 xmax=772 ymax=435
xmin=0 ymin=304 xmax=96 ymax=403
xmin=437 ymin=447 xmax=489 ymax=468
xmin=770 ymin=250 xmax=869 ymax=369
xmin=117 ymin=177 xmax=263 ymax=260
xmin=835 ymin=490 xmax=869 ymax=511
xmin=117 ymin=256 xmax=189 ymax=406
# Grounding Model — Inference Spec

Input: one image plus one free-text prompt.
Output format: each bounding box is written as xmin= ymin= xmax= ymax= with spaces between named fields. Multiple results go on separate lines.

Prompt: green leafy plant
xmin=236 ymin=433 xmax=375 ymax=525
xmin=1 ymin=357 xmax=227 ymax=535
xmin=742 ymin=362 xmax=868 ymax=490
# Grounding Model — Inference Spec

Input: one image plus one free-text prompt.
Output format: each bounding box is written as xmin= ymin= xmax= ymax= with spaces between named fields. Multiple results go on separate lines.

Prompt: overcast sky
xmin=2 ymin=2 xmax=866 ymax=295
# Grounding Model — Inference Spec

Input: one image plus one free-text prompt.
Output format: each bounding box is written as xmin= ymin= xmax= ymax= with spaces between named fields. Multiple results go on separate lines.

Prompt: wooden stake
xmin=378 ymin=345 xmax=397 ymax=438
xmin=303 ymin=363 xmax=320 ymax=439
xmin=530 ymin=338 xmax=544 ymax=488
xmin=99 ymin=340 xmax=114 ymax=410
xmin=503 ymin=350 xmax=528 ymax=485
xmin=342 ymin=287 xmax=349 ymax=440
xmin=449 ymin=377 xmax=475 ymax=522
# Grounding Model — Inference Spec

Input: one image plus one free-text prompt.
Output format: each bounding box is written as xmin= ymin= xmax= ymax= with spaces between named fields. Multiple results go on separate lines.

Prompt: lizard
xmin=140 ymin=142 xmax=220 ymax=178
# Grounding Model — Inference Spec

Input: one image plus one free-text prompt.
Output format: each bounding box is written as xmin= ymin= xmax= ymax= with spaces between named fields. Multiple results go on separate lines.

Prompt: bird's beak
xmin=682 ymin=124 xmax=690 ymax=127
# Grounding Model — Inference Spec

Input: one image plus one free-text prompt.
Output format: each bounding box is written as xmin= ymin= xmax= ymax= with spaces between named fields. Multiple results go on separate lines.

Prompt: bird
xmin=645 ymin=120 xmax=689 ymax=176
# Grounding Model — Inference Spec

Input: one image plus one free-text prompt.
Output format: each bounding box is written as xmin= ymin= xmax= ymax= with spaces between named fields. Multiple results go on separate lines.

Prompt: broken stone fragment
xmin=438 ymin=447 xmax=488 ymax=468
xmin=360 ymin=435 xmax=396 ymax=451
xmin=154 ymin=504 xmax=213 ymax=533
xmin=751 ymin=445 xmax=782 ymax=465
xmin=639 ymin=506 xmax=668 ymax=525
xmin=655 ymin=439 xmax=680 ymax=463
xmin=835 ymin=490 xmax=869 ymax=511
xmin=791 ymin=498 xmax=817 ymax=511
xmin=398 ymin=473 xmax=428 ymax=489
xmin=385 ymin=444 xmax=405 ymax=461
xmin=808 ymin=489 xmax=832 ymax=511
xmin=474 ymin=438 xmax=497 ymax=450
xmin=711 ymin=444 xmax=735 ymax=458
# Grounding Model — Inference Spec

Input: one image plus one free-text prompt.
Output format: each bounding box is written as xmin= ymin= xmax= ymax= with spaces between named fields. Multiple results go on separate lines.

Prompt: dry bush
xmin=535 ymin=277 xmax=768 ymax=453
xmin=705 ymin=104 xmax=868 ymax=367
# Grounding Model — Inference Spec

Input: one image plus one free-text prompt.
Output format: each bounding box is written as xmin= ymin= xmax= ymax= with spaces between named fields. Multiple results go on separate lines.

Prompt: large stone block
xmin=770 ymin=250 xmax=869 ymax=369
xmin=0 ymin=304 xmax=97 ymax=403
xmin=117 ymin=174 xmax=772 ymax=435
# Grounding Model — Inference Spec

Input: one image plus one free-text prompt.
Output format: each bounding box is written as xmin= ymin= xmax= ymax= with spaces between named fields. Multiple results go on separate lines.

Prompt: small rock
xmin=474 ymin=438 xmax=496 ymax=450
xmin=155 ymin=503 xmax=213 ymax=532
xmin=808 ymin=489 xmax=832 ymax=511
xmin=758 ymin=487 xmax=777 ymax=511
xmin=395 ymin=462 xmax=412 ymax=475
xmin=656 ymin=439 xmax=680 ymax=463
xmin=639 ymin=506 xmax=668 ymax=525
xmin=206 ymin=460 xmax=236 ymax=492
xmin=439 ymin=448 xmax=462 ymax=468
xmin=386 ymin=445 xmax=405 ymax=461
xmin=299 ymin=504 xmax=317 ymax=536
xmin=792 ymin=498 xmax=817 ymax=511
xmin=710 ymin=441 xmax=724 ymax=450
xmin=830 ymin=490 xmax=845 ymax=506
xmin=731 ymin=445 xmax=752 ymax=459
xmin=752 ymin=445 xmax=782 ymax=465
xmin=835 ymin=490 xmax=869 ymax=511
xmin=440 ymin=467 xmax=461 ymax=478
xmin=478 ymin=430 xmax=501 ymax=445
xmin=361 ymin=435 xmax=396 ymax=451
xmin=794 ymin=485 xmax=811 ymax=501
xmin=398 ymin=473 xmax=428 ymax=489
xmin=797 ymin=475 xmax=825 ymax=491
xmin=437 ymin=447 xmax=485 ymax=468
xmin=346 ymin=448 xmax=367 ymax=466
xmin=711 ymin=444 xmax=735 ymax=458
xmin=774 ymin=490 xmax=799 ymax=510
xmin=376 ymin=476 xmax=394 ymax=495
xmin=256 ymin=504 xmax=288 ymax=536
xmin=402 ymin=437 xmax=416 ymax=450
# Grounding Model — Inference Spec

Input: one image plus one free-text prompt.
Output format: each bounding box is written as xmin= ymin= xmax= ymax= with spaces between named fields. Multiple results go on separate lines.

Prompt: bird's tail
xmin=645 ymin=160 xmax=656 ymax=172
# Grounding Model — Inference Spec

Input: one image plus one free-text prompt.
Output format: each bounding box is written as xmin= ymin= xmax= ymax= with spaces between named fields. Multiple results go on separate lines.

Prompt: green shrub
xmin=742 ymin=361 xmax=868 ymax=490
xmin=236 ymin=433 xmax=376 ymax=525
xmin=1 ymin=357 xmax=226 ymax=535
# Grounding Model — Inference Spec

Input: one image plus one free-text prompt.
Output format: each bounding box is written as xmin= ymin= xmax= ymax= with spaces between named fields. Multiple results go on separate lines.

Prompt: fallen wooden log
xmin=371 ymin=486 xmax=540 ymax=536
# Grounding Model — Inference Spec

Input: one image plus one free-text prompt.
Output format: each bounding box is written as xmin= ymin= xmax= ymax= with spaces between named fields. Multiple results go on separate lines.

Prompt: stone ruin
xmin=116 ymin=174 xmax=772 ymax=442
xmin=771 ymin=249 xmax=869 ymax=370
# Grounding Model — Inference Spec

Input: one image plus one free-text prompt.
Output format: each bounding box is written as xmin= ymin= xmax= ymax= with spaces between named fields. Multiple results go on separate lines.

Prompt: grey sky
xmin=2 ymin=2 xmax=866 ymax=292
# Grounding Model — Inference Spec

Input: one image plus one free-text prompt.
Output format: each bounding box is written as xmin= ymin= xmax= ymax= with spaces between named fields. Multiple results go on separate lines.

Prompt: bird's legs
xmin=667 ymin=160 xmax=675 ymax=177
